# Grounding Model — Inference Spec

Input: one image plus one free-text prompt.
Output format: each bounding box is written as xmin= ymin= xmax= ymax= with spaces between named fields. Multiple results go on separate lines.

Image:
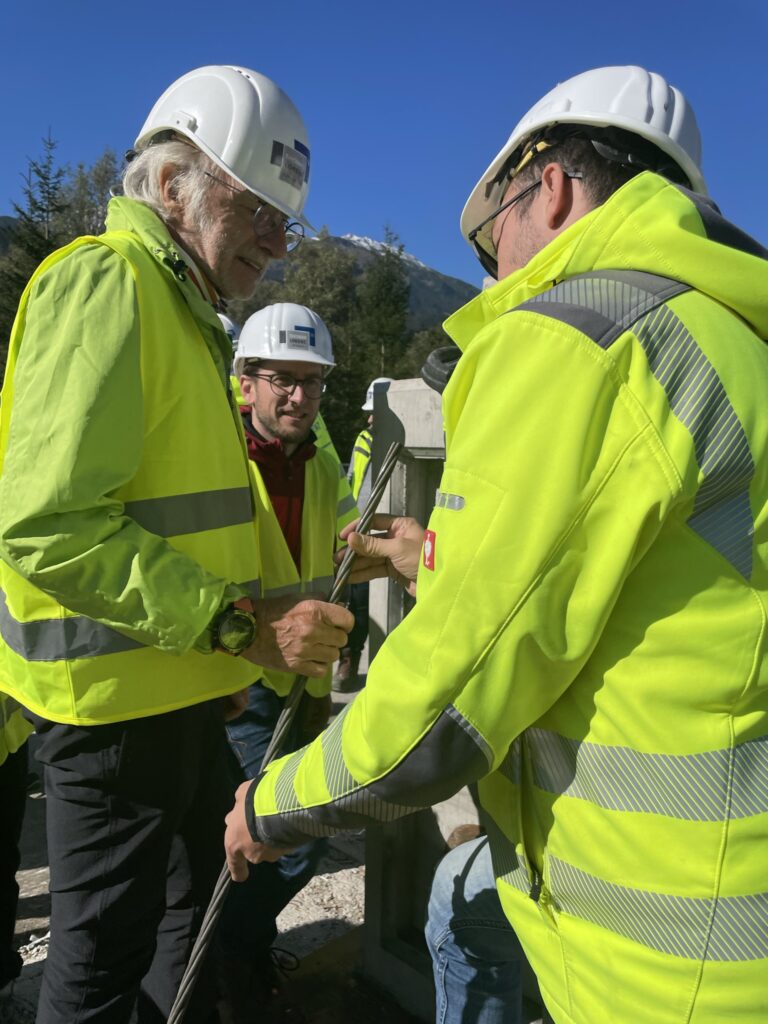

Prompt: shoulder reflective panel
xmin=514 ymin=270 xmax=690 ymax=350
xmin=520 ymin=727 xmax=768 ymax=820
xmin=513 ymin=269 xmax=755 ymax=577
xmin=633 ymin=304 xmax=754 ymax=576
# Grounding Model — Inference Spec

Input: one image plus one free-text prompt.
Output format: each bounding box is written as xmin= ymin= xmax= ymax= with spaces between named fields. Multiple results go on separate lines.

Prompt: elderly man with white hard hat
xmin=226 ymin=65 xmax=768 ymax=1024
xmin=0 ymin=66 xmax=351 ymax=1023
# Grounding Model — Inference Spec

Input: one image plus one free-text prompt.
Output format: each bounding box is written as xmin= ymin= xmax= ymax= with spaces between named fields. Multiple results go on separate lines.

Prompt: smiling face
xmin=162 ymin=171 xmax=288 ymax=300
xmin=240 ymin=358 xmax=325 ymax=452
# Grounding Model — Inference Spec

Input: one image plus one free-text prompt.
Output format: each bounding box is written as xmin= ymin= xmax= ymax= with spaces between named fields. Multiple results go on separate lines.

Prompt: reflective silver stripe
xmin=514 ymin=270 xmax=755 ymax=577
xmin=0 ymin=589 xmax=143 ymax=662
xmin=337 ymin=493 xmax=356 ymax=517
xmin=525 ymin=727 xmax=768 ymax=820
xmin=434 ymin=490 xmax=465 ymax=511
xmin=353 ymin=445 xmax=371 ymax=458
xmin=516 ymin=270 xmax=690 ymax=350
xmin=261 ymin=703 xmax=494 ymax=847
xmin=124 ymin=486 xmax=254 ymax=537
xmin=483 ymin=817 xmax=530 ymax=895
xmin=242 ymin=578 xmax=262 ymax=601
xmin=549 ymin=855 xmax=768 ymax=962
xmin=633 ymin=304 xmax=755 ymax=577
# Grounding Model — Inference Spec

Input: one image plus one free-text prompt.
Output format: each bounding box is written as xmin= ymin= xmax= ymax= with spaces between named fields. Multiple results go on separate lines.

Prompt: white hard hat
xmin=135 ymin=65 xmax=314 ymax=229
xmin=461 ymin=65 xmax=706 ymax=251
xmin=217 ymin=313 xmax=240 ymax=349
xmin=236 ymin=303 xmax=334 ymax=368
xmin=362 ymin=377 xmax=394 ymax=412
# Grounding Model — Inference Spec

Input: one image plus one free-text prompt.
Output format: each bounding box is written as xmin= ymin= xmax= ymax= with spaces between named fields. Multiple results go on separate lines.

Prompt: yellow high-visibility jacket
xmin=249 ymin=449 xmax=358 ymax=698
xmin=347 ymin=429 xmax=373 ymax=501
xmin=247 ymin=174 xmax=768 ymax=1023
xmin=0 ymin=694 xmax=32 ymax=765
xmin=0 ymin=198 xmax=260 ymax=725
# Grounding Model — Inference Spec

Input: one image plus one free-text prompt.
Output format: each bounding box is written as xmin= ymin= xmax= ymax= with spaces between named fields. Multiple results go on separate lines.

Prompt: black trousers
xmin=32 ymin=701 xmax=232 ymax=1024
xmin=0 ymin=741 xmax=28 ymax=988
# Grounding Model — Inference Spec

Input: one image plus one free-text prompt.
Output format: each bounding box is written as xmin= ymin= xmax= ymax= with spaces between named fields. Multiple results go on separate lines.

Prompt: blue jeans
xmin=219 ymin=683 xmax=325 ymax=957
xmin=426 ymin=837 xmax=528 ymax=1024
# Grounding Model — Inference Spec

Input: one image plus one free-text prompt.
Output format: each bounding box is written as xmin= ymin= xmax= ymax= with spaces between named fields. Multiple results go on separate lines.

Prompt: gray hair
xmin=121 ymin=139 xmax=218 ymax=228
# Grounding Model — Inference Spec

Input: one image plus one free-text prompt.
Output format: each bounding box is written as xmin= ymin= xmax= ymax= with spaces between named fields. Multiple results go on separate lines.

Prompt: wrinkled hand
xmin=337 ymin=514 xmax=424 ymax=597
xmin=222 ymin=688 xmax=250 ymax=722
xmin=244 ymin=596 xmax=353 ymax=678
xmin=225 ymin=781 xmax=294 ymax=881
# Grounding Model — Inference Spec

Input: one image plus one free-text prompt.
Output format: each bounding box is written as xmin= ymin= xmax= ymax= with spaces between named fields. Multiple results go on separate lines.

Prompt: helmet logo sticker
xmin=423 ymin=530 xmax=436 ymax=571
xmin=280 ymin=326 xmax=316 ymax=350
xmin=271 ymin=141 xmax=309 ymax=191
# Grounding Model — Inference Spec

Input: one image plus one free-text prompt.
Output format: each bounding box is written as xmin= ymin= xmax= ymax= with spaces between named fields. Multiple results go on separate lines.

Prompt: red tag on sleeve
xmin=423 ymin=529 xmax=436 ymax=571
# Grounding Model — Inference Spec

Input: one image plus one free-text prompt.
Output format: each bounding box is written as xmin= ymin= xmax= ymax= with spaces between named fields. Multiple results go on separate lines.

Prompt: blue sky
xmin=1 ymin=0 xmax=765 ymax=288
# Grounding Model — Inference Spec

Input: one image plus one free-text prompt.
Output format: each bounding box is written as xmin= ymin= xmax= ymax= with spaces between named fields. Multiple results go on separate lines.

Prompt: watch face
xmin=217 ymin=608 xmax=257 ymax=655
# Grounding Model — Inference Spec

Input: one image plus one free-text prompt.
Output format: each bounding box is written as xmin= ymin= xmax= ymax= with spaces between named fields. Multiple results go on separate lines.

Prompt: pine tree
xmin=0 ymin=134 xmax=67 ymax=369
xmin=58 ymin=149 xmax=119 ymax=238
xmin=353 ymin=226 xmax=410 ymax=377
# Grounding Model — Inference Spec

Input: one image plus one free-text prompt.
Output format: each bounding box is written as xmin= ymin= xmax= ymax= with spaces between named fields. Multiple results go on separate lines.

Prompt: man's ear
xmin=239 ymin=375 xmax=255 ymax=404
xmin=159 ymin=164 xmax=182 ymax=215
xmin=540 ymin=162 xmax=574 ymax=230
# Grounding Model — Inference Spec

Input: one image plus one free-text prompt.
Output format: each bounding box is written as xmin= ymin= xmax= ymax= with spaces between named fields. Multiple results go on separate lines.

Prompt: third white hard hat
xmin=461 ymin=65 xmax=706 ymax=249
xmin=236 ymin=303 xmax=335 ymax=368
xmin=362 ymin=377 xmax=394 ymax=411
xmin=135 ymin=65 xmax=314 ymax=228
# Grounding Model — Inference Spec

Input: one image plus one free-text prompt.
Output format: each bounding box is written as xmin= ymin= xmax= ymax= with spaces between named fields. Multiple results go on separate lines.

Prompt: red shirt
xmin=241 ymin=409 xmax=316 ymax=572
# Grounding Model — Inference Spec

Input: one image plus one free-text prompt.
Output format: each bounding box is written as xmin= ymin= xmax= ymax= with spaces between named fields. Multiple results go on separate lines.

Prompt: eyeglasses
xmin=468 ymin=170 xmax=583 ymax=278
xmin=204 ymin=172 xmax=305 ymax=252
xmin=245 ymin=370 xmax=326 ymax=400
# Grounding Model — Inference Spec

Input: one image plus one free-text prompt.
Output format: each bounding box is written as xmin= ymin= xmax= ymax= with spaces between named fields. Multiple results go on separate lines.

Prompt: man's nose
xmin=258 ymin=224 xmax=288 ymax=260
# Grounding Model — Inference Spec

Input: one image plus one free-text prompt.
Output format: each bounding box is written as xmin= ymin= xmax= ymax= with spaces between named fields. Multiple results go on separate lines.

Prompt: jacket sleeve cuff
xmin=192 ymin=583 xmax=250 ymax=654
xmin=245 ymin=776 xmax=262 ymax=841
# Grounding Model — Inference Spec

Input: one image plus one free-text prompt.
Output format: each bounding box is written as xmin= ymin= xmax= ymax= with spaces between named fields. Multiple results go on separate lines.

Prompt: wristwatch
xmin=212 ymin=598 xmax=257 ymax=656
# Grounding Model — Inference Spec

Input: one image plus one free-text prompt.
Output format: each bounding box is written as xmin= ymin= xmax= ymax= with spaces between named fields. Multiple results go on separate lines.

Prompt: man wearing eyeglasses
xmin=0 ymin=66 xmax=352 ymax=1024
xmin=227 ymin=65 xmax=768 ymax=1024
xmin=216 ymin=302 xmax=357 ymax=1017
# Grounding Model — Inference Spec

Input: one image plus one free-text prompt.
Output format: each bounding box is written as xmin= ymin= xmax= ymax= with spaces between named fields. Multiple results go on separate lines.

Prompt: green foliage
xmin=58 ymin=149 xmax=119 ymax=238
xmin=0 ymin=134 xmax=68 ymax=368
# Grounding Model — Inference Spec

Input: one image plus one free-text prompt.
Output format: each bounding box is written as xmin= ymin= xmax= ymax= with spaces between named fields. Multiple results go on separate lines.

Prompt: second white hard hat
xmin=236 ymin=303 xmax=335 ymax=368
xmin=217 ymin=313 xmax=240 ymax=350
xmin=461 ymin=65 xmax=706 ymax=249
xmin=135 ymin=65 xmax=314 ymax=228
xmin=362 ymin=377 xmax=394 ymax=412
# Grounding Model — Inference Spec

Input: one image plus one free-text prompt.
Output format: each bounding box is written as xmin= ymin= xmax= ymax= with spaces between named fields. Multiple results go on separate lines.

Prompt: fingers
xmin=226 ymin=846 xmax=250 ymax=882
xmin=339 ymin=513 xmax=395 ymax=541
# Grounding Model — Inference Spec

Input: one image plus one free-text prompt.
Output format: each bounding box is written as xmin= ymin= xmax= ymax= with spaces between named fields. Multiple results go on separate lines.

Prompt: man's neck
xmin=248 ymin=412 xmax=300 ymax=457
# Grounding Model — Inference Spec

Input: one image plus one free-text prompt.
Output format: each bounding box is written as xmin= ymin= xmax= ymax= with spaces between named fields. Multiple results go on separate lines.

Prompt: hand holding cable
xmin=338 ymin=513 xmax=425 ymax=597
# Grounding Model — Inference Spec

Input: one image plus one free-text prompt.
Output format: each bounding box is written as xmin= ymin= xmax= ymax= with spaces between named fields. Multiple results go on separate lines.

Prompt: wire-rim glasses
xmin=244 ymin=370 xmax=326 ymax=400
xmin=204 ymin=172 xmax=305 ymax=252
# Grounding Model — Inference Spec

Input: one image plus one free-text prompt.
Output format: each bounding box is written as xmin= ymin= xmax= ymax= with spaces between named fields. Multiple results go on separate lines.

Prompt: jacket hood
xmin=446 ymin=172 xmax=768 ymax=349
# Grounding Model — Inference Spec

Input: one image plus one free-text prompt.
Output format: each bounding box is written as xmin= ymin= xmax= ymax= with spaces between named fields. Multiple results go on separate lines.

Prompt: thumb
xmin=347 ymin=531 xmax=388 ymax=559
